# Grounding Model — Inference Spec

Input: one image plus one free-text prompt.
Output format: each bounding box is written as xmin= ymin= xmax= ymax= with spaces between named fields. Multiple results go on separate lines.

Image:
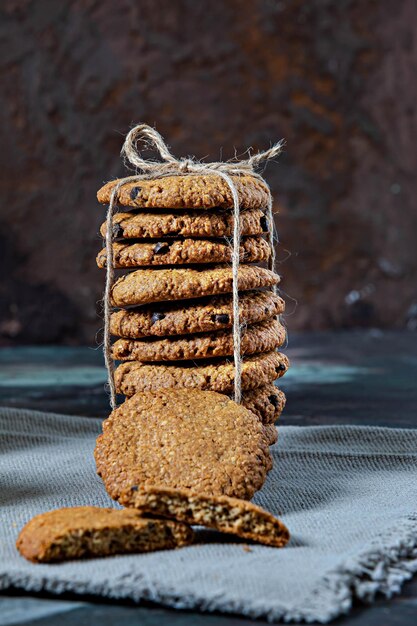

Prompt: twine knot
xmin=121 ymin=124 xmax=284 ymax=179
xmin=178 ymin=159 xmax=194 ymax=173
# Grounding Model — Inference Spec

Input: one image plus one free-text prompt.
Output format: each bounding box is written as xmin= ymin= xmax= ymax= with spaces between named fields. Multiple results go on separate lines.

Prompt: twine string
xmin=104 ymin=124 xmax=283 ymax=409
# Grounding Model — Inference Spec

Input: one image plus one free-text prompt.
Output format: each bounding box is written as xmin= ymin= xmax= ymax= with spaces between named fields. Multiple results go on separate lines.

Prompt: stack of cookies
xmin=14 ymin=163 xmax=293 ymax=566
xmin=96 ymin=173 xmax=289 ymax=444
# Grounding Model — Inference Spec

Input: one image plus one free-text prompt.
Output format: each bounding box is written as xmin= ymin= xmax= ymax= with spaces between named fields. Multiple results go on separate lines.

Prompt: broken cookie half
xmin=16 ymin=506 xmax=193 ymax=563
xmin=120 ymin=486 xmax=290 ymax=548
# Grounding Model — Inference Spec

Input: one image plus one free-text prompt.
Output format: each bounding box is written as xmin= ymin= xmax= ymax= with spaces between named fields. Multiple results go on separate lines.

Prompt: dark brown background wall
xmin=1 ymin=0 xmax=416 ymax=345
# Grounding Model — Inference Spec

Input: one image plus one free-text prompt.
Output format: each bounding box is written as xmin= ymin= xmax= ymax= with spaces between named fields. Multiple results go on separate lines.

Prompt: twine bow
xmin=104 ymin=124 xmax=284 ymax=409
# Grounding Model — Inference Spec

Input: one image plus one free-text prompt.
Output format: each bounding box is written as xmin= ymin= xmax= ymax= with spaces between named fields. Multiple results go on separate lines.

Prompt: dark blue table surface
xmin=1 ymin=331 xmax=417 ymax=625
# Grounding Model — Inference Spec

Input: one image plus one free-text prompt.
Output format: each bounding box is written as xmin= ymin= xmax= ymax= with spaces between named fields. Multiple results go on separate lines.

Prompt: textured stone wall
xmin=1 ymin=0 xmax=416 ymax=344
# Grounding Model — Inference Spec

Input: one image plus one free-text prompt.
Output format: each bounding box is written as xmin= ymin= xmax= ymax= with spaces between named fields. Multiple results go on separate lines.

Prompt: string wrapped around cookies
xmin=99 ymin=124 xmax=284 ymax=409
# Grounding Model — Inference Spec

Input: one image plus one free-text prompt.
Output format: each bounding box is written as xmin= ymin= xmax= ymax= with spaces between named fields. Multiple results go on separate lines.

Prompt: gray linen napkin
xmin=0 ymin=407 xmax=416 ymax=623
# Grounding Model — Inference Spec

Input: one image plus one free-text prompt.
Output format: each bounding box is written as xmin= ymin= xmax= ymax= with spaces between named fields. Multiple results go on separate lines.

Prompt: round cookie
xmin=114 ymin=350 xmax=289 ymax=396
xmin=100 ymin=209 xmax=268 ymax=239
xmin=111 ymin=265 xmax=280 ymax=307
xmin=111 ymin=319 xmax=286 ymax=362
xmin=94 ymin=389 xmax=272 ymax=501
xmin=263 ymin=424 xmax=278 ymax=446
xmin=239 ymin=384 xmax=286 ymax=424
xmin=97 ymin=174 xmax=270 ymax=210
xmin=110 ymin=291 xmax=284 ymax=339
xmin=97 ymin=237 xmax=271 ymax=269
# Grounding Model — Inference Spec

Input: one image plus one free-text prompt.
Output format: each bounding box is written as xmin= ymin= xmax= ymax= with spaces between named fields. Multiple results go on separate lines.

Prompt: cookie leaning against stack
xmin=94 ymin=389 xmax=273 ymax=501
xmin=96 ymin=173 xmax=289 ymax=433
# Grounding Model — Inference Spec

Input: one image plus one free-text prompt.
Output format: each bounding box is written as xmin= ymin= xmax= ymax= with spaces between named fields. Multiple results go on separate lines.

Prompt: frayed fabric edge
xmin=1 ymin=515 xmax=416 ymax=624
xmin=290 ymin=514 xmax=417 ymax=623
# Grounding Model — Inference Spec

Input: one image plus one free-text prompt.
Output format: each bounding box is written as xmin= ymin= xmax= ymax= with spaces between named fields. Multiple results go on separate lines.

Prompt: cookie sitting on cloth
xmin=16 ymin=507 xmax=193 ymax=563
xmin=96 ymin=124 xmax=285 ymax=409
xmin=94 ymin=389 xmax=273 ymax=502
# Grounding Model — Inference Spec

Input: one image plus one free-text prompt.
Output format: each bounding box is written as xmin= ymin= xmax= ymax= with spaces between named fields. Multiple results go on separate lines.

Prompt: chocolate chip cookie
xmin=111 ymin=319 xmax=286 ymax=362
xmin=239 ymin=384 xmax=286 ymax=424
xmin=111 ymin=265 xmax=280 ymax=307
xmin=95 ymin=389 xmax=272 ymax=501
xmin=263 ymin=424 xmax=278 ymax=446
xmin=100 ymin=209 xmax=268 ymax=239
xmin=114 ymin=351 xmax=289 ymax=396
xmin=97 ymin=237 xmax=271 ymax=268
xmin=120 ymin=486 xmax=290 ymax=548
xmin=110 ymin=291 xmax=284 ymax=339
xmin=16 ymin=506 xmax=193 ymax=563
xmin=97 ymin=174 xmax=269 ymax=210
